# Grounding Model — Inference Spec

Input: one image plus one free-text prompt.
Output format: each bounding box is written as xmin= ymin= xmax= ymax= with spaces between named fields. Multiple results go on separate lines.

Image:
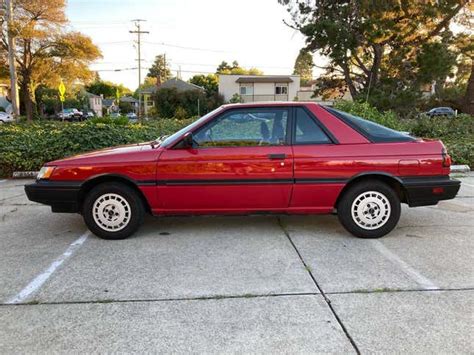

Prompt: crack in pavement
xmin=1 ymin=287 xmax=473 ymax=308
xmin=276 ymin=217 xmax=361 ymax=355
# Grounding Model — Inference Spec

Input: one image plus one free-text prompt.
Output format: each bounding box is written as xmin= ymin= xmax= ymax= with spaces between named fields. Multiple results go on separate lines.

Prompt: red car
xmin=25 ymin=103 xmax=460 ymax=240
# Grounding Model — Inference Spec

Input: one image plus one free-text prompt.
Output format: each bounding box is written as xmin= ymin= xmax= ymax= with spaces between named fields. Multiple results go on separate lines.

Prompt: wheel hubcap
xmin=93 ymin=193 xmax=131 ymax=232
xmin=351 ymin=191 xmax=391 ymax=230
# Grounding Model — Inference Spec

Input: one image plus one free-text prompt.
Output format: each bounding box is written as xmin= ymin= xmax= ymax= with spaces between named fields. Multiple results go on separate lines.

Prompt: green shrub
xmin=88 ymin=116 xmax=129 ymax=125
xmin=333 ymin=100 xmax=402 ymax=129
xmin=0 ymin=118 xmax=194 ymax=177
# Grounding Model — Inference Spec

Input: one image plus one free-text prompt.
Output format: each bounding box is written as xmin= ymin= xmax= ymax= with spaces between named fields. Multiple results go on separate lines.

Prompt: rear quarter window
xmin=325 ymin=107 xmax=415 ymax=143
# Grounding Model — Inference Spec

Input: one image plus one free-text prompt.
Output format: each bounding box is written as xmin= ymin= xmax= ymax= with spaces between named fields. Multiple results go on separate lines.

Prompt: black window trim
xmin=179 ymin=106 xmax=293 ymax=149
xmin=290 ymin=106 xmax=339 ymax=145
xmin=322 ymin=106 xmax=415 ymax=143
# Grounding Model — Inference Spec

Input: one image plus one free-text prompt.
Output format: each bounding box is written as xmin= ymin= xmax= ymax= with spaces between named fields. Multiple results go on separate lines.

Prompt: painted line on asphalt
xmin=0 ymin=180 xmax=6 ymax=184
xmin=6 ymin=231 xmax=90 ymax=304
xmin=462 ymin=182 xmax=474 ymax=188
xmin=371 ymin=240 xmax=439 ymax=290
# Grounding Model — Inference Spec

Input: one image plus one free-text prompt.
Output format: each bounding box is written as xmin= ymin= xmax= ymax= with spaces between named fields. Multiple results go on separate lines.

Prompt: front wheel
xmin=337 ymin=180 xmax=401 ymax=238
xmin=82 ymin=182 xmax=145 ymax=240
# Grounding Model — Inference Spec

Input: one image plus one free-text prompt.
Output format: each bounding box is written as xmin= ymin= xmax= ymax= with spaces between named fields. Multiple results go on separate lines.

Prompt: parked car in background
xmin=126 ymin=112 xmax=137 ymax=120
xmin=25 ymin=102 xmax=460 ymax=240
xmin=84 ymin=111 xmax=95 ymax=119
xmin=57 ymin=108 xmax=83 ymax=121
xmin=0 ymin=112 xmax=14 ymax=124
xmin=425 ymin=107 xmax=456 ymax=117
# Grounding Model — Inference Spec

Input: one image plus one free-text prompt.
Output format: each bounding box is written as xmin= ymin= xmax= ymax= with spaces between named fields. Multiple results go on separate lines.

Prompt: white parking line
xmin=6 ymin=231 xmax=90 ymax=304
xmin=371 ymin=240 xmax=439 ymax=290
xmin=462 ymin=183 xmax=474 ymax=188
xmin=0 ymin=179 xmax=6 ymax=184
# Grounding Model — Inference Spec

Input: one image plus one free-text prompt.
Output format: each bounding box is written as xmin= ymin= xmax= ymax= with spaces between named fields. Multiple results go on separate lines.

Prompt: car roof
xmin=221 ymin=101 xmax=320 ymax=109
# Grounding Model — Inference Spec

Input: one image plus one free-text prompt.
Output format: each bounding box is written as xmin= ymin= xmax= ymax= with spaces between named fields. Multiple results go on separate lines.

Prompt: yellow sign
xmin=59 ymin=94 xmax=65 ymax=102
xmin=58 ymin=81 xmax=66 ymax=97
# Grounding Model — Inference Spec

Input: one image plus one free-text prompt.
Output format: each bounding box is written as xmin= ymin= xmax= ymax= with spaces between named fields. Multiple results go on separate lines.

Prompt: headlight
xmin=37 ymin=166 xmax=56 ymax=180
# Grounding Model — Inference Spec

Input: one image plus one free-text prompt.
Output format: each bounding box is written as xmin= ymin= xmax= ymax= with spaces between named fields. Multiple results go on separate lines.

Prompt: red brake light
xmin=442 ymin=147 xmax=451 ymax=168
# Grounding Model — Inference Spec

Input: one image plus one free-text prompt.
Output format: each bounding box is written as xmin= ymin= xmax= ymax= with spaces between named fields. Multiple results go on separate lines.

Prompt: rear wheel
xmin=337 ymin=180 xmax=401 ymax=238
xmin=82 ymin=182 xmax=145 ymax=240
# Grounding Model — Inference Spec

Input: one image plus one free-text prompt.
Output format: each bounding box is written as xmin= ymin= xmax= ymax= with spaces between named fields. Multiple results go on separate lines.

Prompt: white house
xmin=85 ymin=91 xmax=103 ymax=117
xmin=218 ymin=75 xmax=300 ymax=103
xmin=297 ymin=80 xmax=352 ymax=105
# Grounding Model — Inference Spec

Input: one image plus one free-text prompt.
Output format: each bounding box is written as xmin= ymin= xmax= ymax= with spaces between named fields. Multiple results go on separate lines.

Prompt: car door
xmin=156 ymin=107 xmax=293 ymax=212
xmin=289 ymin=106 xmax=344 ymax=211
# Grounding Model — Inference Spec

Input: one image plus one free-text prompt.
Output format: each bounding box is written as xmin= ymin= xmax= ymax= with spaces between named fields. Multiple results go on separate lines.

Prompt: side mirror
xmin=182 ymin=132 xmax=195 ymax=149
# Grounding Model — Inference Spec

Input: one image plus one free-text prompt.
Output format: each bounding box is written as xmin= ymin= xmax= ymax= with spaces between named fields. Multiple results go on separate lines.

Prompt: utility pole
xmin=129 ymin=19 xmax=148 ymax=122
xmin=5 ymin=0 xmax=20 ymax=117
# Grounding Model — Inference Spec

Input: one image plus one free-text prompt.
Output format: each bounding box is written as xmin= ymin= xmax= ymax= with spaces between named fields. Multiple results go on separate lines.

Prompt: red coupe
xmin=25 ymin=103 xmax=460 ymax=240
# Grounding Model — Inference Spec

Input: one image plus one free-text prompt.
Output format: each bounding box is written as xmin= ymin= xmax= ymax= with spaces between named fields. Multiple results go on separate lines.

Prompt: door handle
xmin=268 ymin=153 xmax=286 ymax=160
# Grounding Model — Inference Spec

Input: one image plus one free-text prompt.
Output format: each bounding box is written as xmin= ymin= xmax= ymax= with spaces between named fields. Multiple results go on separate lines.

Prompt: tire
xmin=337 ymin=180 xmax=401 ymax=238
xmin=82 ymin=182 xmax=145 ymax=240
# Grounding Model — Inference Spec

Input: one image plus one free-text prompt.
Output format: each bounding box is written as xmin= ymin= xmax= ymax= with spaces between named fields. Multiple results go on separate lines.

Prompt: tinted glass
xmin=326 ymin=107 xmax=415 ymax=143
xmin=294 ymin=108 xmax=331 ymax=144
xmin=194 ymin=109 xmax=288 ymax=147
xmin=161 ymin=107 xmax=223 ymax=147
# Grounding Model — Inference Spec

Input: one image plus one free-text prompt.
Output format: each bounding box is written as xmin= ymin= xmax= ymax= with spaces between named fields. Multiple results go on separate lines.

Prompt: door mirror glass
xmin=182 ymin=132 xmax=194 ymax=148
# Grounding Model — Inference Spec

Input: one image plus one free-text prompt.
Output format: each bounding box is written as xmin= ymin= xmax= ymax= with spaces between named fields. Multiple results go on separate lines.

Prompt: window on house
xmin=239 ymin=85 xmax=253 ymax=95
xmin=275 ymin=84 xmax=288 ymax=95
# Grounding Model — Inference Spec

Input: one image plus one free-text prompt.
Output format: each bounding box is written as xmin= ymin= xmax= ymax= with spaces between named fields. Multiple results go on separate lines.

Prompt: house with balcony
xmin=218 ymin=75 xmax=300 ymax=103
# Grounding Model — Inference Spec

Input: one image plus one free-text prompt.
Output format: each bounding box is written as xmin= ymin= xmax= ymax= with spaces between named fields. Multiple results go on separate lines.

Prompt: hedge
xmin=0 ymin=119 xmax=194 ymax=177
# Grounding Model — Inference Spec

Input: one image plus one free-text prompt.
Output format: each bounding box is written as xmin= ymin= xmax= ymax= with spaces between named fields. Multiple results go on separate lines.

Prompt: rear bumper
xmin=401 ymin=176 xmax=460 ymax=207
xmin=25 ymin=181 xmax=81 ymax=213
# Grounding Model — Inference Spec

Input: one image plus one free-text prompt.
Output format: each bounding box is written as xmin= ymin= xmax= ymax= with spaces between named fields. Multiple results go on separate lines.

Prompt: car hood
xmin=48 ymin=141 xmax=160 ymax=166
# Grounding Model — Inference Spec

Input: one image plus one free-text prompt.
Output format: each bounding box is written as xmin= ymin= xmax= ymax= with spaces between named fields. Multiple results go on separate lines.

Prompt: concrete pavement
xmin=0 ymin=175 xmax=473 ymax=353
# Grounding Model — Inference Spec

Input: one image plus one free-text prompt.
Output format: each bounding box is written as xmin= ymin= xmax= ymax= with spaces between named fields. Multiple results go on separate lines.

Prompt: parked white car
xmin=0 ymin=112 xmax=14 ymax=124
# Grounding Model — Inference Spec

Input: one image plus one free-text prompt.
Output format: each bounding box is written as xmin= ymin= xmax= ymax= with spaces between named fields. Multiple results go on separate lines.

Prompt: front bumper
xmin=25 ymin=181 xmax=82 ymax=213
xmin=401 ymin=176 xmax=461 ymax=207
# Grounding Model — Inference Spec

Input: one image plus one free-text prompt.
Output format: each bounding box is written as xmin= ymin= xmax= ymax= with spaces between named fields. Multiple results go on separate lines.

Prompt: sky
xmin=66 ymin=0 xmax=323 ymax=90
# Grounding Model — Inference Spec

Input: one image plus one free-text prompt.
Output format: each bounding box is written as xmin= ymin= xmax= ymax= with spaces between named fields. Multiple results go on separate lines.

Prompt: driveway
xmin=0 ymin=175 xmax=473 ymax=353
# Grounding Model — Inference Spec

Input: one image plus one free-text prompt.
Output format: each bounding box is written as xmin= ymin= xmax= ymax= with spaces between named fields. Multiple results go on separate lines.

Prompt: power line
xmin=142 ymin=41 xmax=230 ymax=53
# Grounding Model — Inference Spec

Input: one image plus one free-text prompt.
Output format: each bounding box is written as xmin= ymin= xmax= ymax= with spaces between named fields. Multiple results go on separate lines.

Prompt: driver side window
xmin=194 ymin=109 xmax=288 ymax=147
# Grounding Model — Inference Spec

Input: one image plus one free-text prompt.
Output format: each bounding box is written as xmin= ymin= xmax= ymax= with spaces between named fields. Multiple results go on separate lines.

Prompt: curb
xmin=12 ymin=171 xmax=38 ymax=179
xmin=450 ymin=165 xmax=471 ymax=173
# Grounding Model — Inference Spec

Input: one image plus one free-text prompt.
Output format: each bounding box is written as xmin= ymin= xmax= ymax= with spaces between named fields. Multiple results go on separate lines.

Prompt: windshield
xmin=160 ymin=107 xmax=224 ymax=147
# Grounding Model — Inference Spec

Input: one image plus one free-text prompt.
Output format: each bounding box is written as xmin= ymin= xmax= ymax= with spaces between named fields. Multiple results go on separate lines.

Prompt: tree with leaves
xmin=216 ymin=60 xmax=263 ymax=75
xmin=0 ymin=0 xmax=101 ymax=120
xmin=293 ymin=50 xmax=313 ymax=86
xmin=279 ymin=0 xmax=470 ymax=112
xmin=147 ymin=54 xmax=171 ymax=82
xmin=189 ymin=74 xmax=218 ymax=95
xmin=85 ymin=80 xmax=131 ymax=99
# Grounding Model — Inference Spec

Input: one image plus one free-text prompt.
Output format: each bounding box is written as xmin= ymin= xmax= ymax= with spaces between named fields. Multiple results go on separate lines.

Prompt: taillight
xmin=442 ymin=147 xmax=451 ymax=168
